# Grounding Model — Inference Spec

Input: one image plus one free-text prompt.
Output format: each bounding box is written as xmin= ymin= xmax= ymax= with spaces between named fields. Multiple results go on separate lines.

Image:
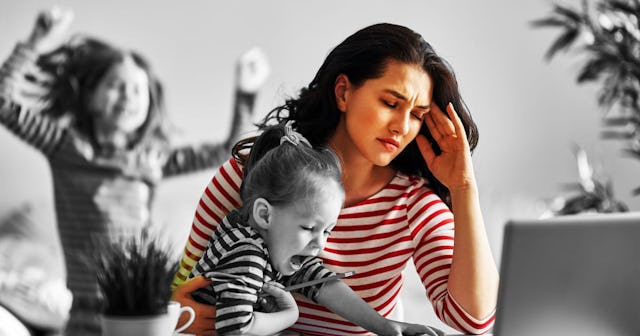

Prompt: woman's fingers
xmin=174 ymin=275 xmax=212 ymax=293
xmin=423 ymin=102 xmax=468 ymax=154
xmin=427 ymin=103 xmax=456 ymax=140
xmin=171 ymin=276 xmax=217 ymax=335
xmin=415 ymin=134 xmax=435 ymax=165
xmin=444 ymin=102 xmax=468 ymax=143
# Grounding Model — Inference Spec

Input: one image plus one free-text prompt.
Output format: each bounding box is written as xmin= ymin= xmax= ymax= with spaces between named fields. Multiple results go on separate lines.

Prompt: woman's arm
xmin=416 ymin=103 xmax=498 ymax=325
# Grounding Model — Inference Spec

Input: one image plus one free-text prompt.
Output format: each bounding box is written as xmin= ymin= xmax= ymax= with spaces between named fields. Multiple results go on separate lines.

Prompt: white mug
xmin=102 ymin=302 xmax=195 ymax=336
xmin=168 ymin=300 xmax=196 ymax=334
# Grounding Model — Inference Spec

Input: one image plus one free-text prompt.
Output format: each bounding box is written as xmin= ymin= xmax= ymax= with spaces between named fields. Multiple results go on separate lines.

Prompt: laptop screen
xmin=494 ymin=212 xmax=640 ymax=336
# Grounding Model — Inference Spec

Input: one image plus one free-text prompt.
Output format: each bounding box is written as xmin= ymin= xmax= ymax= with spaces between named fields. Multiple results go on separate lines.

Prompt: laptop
xmin=494 ymin=212 xmax=640 ymax=336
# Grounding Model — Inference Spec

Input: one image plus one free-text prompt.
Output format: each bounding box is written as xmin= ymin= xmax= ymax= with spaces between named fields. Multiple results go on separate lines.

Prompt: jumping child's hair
xmin=238 ymin=121 xmax=343 ymax=219
xmin=36 ymin=35 xmax=171 ymax=148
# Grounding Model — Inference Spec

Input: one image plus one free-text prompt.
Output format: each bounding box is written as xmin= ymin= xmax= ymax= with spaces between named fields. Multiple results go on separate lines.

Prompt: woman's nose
xmin=389 ymin=110 xmax=411 ymax=135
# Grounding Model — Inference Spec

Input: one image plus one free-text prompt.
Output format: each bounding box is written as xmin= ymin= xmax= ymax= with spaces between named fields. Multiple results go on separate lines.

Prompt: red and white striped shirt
xmin=173 ymin=158 xmax=495 ymax=335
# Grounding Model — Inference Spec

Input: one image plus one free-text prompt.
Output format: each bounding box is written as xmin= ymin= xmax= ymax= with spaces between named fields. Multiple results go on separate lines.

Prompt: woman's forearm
xmin=447 ymin=183 xmax=499 ymax=319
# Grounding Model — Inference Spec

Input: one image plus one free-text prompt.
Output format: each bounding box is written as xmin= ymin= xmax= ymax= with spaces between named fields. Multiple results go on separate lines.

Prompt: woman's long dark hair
xmin=248 ymin=23 xmax=478 ymax=206
xmin=36 ymin=35 xmax=171 ymax=148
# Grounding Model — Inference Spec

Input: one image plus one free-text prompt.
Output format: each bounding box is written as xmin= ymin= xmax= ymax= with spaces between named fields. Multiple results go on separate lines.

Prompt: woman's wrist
xmin=448 ymin=178 xmax=478 ymax=195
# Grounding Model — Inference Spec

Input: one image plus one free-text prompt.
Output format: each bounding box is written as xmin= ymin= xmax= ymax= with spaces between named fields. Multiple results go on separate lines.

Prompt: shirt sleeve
xmin=0 ymin=96 xmax=64 ymax=156
xmin=281 ymin=256 xmax=336 ymax=303
xmin=196 ymin=242 xmax=268 ymax=335
xmin=0 ymin=43 xmax=65 ymax=156
xmin=172 ymin=157 xmax=244 ymax=288
xmin=161 ymin=143 xmax=231 ymax=178
xmin=0 ymin=43 xmax=37 ymax=99
xmin=407 ymin=181 xmax=495 ymax=335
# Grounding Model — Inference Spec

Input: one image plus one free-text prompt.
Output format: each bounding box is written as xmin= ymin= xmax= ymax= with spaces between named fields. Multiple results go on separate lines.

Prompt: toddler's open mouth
xmin=289 ymin=255 xmax=305 ymax=271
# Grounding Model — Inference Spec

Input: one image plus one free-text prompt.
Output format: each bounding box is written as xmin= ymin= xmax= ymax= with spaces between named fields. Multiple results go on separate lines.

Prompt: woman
xmin=172 ymin=22 xmax=498 ymax=335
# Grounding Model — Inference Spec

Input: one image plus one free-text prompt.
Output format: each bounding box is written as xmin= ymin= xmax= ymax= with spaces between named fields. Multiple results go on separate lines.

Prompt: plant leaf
xmin=546 ymin=28 xmax=581 ymax=60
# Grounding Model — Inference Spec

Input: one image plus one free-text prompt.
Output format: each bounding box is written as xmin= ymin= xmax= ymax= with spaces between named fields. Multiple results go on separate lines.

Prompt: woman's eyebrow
xmin=383 ymin=89 xmax=431 ymax=110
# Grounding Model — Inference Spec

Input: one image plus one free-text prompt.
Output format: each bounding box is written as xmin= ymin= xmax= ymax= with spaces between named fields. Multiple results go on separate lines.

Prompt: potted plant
xmin=543 ymin=144 xmax=628 ymax=216
xmin=532 ymin=0 xmax=640 ymax=195
xmin=93 ymin=229 xmax=194 ymax=336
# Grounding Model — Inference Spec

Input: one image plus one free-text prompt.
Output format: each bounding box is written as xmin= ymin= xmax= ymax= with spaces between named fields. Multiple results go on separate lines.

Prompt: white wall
xmin=2 ymin=0 xmax=639 ymax=332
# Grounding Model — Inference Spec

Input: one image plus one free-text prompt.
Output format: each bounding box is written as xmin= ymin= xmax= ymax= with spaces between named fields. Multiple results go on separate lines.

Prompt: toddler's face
xmin=264 ymin=179 xmax=343 ymax=275
xmin=88 ymin=56 xmax=151 ymax=135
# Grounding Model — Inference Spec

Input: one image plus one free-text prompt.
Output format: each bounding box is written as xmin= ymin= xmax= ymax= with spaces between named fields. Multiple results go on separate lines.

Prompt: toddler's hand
xmin=385 ymin=320 xmax=446 ymax=336
xmin=258 ymin=282 xmax=297 ymax=315
xmin=27 ymin=6 xmax=74 ymax=54
xmin=235 ymin=47 xmax=270 ymax=94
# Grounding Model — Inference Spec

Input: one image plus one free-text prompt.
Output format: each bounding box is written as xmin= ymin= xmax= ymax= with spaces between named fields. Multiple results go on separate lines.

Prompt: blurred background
xmin=1 ymin=0 xmax=638 ymax=333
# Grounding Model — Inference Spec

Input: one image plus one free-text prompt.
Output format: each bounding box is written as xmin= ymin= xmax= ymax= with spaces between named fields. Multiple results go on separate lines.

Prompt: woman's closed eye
xmin=382 ymin=99 xmax=398 ymax=108
xmin=411 ymin=110 xmax=426 ymax=120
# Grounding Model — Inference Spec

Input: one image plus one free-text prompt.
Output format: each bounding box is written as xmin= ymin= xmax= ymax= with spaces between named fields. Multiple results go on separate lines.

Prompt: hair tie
xmin=280 ymin=121 xmax=311 ymax=147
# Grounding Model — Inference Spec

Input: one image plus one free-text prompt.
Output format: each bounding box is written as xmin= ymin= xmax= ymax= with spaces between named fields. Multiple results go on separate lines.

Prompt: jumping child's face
xmin=258 ymin=178 xmax=343 ymax=276
xmin=88 ymin=56 xmax=151 ymax=135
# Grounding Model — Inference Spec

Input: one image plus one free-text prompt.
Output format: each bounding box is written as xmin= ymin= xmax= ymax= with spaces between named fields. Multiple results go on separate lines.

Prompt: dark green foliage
xmin=533 ymin=0 xmax=640 ymax=197
xmin=93 ymin=230 xmax=179 ymax=316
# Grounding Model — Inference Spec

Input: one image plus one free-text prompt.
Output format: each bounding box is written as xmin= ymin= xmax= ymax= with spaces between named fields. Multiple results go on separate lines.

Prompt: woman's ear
xmin=334 ymin=74 xmax=350 ymax=113
xmin=252 ymin=198 xmax=272 ymax=230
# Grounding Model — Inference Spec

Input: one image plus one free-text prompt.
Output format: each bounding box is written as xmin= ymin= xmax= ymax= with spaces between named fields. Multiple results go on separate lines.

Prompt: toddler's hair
xmin=239 ymin=122 xmax=343 ymax=218
xmin=36 ymin=35 xmax=171 ymax=147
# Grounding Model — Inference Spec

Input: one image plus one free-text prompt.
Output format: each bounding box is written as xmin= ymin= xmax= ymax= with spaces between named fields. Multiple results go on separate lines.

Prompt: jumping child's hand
xmin=235 ymin=47 xmax=270 ymax=95
xmin=27 ymin=6 xmax=74 ymax=54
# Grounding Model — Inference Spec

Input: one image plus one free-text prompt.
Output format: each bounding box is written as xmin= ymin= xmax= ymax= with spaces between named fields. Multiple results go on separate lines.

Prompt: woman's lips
xmin=378 ymin=138 xmax=400 ymax=151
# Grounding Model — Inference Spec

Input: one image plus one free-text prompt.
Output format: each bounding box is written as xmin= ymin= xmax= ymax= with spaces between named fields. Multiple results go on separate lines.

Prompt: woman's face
xmin=336 ymin=59 xmax=433 ymax=167
xmin=88 ymin=56 xmax=151 ymax=134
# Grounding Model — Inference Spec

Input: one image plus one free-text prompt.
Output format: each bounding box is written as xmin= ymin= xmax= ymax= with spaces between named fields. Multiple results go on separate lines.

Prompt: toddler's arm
xmin=316 ymin=280 xmax=445 ymax=336
xmin=244 ymin=282 xmax=298 ymax=336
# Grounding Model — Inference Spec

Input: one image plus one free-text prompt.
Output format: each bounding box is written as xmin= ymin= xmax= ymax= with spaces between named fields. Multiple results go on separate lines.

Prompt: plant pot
xmin=101 ymin=301 xmax=194 ymax=336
